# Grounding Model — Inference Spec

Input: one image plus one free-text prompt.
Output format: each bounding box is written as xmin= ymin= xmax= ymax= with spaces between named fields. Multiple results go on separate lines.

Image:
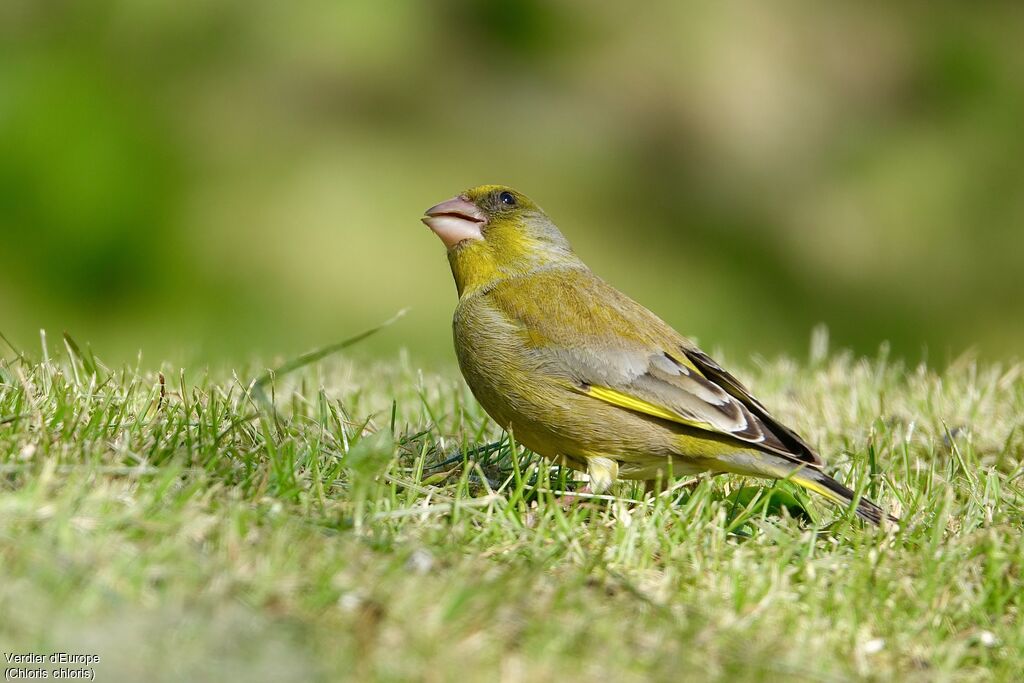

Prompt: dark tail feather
xmin=789 ymin=467 xmax=898 ymax=526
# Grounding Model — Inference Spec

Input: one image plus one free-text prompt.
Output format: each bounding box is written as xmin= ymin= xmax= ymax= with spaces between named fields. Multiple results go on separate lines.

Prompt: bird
xmin=421 ymin=185 xmax=896 ymax=525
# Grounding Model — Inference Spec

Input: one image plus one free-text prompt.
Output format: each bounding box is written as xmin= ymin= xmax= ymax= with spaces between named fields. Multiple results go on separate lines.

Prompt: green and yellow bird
xmin=421 ymin=185 xmax=895 ymax=525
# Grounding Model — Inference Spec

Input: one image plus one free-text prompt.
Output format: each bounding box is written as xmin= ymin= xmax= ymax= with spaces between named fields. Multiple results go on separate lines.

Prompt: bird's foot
xmin=556 ymin=485 xmax=593 ymax=509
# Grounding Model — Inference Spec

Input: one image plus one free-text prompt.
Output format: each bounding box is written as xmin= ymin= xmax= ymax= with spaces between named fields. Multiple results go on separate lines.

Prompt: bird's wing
xmin=487 ymin=270 xmax=822 ymax=466
xmin=677 ymin=346 xmax=822 ymax=466
xmin=572 ymin=346 xmax=822 ymax=466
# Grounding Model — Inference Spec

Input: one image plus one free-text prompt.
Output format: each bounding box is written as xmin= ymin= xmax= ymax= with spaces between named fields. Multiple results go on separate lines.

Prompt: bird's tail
xmin=716 ymin=452 xmax=896 ymax=525
xmin=787 ymin=466 xmax=895 ymax=526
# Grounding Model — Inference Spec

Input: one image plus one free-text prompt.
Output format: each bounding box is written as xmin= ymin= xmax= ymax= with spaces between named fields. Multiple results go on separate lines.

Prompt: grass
xmin=1 ymin=328 xmax=1022 ymax=682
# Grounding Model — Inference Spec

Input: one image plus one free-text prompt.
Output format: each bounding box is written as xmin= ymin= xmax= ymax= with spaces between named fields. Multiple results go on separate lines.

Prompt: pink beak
xmin=421 ymin=196 xmax=487 ymax=249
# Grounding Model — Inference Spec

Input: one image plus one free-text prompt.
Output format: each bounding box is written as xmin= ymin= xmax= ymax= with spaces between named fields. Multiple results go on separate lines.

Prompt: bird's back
xmin=454 ymin=265 xmax=822 ymax=471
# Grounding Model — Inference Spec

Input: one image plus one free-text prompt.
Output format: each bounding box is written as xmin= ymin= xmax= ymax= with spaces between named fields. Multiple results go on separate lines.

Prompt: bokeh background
xmin=2 ymin=0 xmax=1022 ymax=368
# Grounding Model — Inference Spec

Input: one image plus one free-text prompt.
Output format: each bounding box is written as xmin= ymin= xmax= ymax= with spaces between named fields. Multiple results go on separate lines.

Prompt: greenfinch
xmin=422 ymin=185 xmax=895 ymax=525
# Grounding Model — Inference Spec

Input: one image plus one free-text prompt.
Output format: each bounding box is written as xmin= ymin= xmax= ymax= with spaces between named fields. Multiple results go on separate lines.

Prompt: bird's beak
xmin=421 ymin=196 xmax=487 ymax=249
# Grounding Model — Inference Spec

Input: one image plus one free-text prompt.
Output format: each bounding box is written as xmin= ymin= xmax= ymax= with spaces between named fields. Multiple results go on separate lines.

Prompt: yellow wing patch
xmin=579 ymin=384 xmax=715 ymax=431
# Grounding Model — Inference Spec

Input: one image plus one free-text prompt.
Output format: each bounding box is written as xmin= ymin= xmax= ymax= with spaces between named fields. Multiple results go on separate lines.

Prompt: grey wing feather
xmin=681 ymin=347 xmax=823 ymax=467
xmin=542 ymin=340 xmax=821 ymax=466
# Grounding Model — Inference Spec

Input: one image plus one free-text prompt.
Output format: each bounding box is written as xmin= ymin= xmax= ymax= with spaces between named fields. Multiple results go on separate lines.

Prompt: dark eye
xmin=499 ymin=191 xmax=517 ymax=207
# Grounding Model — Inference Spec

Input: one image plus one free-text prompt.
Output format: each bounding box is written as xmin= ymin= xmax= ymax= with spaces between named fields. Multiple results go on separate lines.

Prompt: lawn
xmin=1 ymin=329 xmax=1021 ymax=682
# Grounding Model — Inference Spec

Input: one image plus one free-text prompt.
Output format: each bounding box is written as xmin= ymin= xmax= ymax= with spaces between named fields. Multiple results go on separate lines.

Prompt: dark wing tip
xmin=682 ymin=346 xmax=824 ymax=468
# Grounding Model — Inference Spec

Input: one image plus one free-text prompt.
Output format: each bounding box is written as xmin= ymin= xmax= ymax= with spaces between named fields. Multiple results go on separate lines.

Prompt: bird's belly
xmin=453 ymin=328 xmax=565 ymax=453
xmin=453 ymin=302 xmax=677 ymax=463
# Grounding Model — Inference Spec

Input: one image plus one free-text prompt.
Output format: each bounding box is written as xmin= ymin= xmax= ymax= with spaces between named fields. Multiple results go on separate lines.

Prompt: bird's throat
xmin=448 ymin=242 xmax=501 ymax=299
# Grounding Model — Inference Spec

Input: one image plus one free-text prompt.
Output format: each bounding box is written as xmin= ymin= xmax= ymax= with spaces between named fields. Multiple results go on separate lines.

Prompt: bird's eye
xmin=499 ymin=191 xmax=517 ymax=207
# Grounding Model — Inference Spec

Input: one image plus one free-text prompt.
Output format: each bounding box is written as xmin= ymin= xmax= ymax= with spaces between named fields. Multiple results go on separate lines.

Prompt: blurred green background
xmin=2 ymin=1 xmax=1022 ymax=368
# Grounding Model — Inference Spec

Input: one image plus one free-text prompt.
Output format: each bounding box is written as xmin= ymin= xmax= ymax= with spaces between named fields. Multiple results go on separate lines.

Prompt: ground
xmin=1 ymin=334 xmax=1021 ymax=682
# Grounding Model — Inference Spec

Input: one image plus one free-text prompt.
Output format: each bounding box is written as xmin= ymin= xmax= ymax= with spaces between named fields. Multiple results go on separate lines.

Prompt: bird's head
xmin=421 ymin=185 xmax=581 ymax=297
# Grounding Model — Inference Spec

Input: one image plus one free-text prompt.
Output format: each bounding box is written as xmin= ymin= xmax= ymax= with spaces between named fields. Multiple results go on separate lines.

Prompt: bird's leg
xmin=586 ymin=456 xmax=619 ymax=494
xmin=557 ymin=456 xmax=610 ymax=509
xmin=556 ymin=483 xmax=592 ymax=510
xmin=553 ymin=456 xmax=618 ymax=509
